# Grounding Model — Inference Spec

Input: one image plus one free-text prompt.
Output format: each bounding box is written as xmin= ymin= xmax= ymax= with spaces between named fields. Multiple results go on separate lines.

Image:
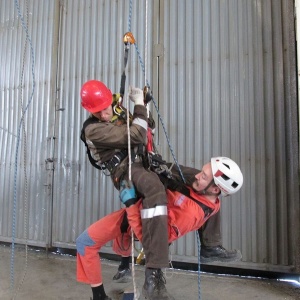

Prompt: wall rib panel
xmin=0 ymin=0 xmax=58 ymax=246
xmin=157 ymin=0 xmax=298 ymax=271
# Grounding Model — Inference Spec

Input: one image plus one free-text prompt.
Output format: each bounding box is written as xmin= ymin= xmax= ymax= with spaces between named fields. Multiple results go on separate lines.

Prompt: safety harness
xmin=80 ymin=115 xmax=105 ymax=170
xmin=159 ymin=176 xmax=213 ymax=218
xmin=119 ymin=176 xmax=213 ymax=239
xmin=80 ymin=95 xmax=133 ymax=173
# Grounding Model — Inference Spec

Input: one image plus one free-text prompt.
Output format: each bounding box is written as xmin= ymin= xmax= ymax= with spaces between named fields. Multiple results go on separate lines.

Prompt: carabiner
xmin=123 ymin=32 xmax=136 ymax=45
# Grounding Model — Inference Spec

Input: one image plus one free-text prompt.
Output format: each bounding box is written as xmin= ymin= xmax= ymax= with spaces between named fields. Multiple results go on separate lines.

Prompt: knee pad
xmin=76 ymin=230 xmax=95 ymax=256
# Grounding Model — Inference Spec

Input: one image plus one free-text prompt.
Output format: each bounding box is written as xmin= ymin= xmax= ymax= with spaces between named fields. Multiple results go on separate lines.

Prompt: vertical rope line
xmin=144 ymin=0 xmax=148 ymax=86
xmin=131 ymin=229 xmax=138 ymax=300
xmin=127 ymin=2 xmax=138 ymax=299
xmin=133 ymin=43 xmax=186 ymax=183
xmin=13 ymin=0 xmax=30 ymax=297
xmin=125 ymin=2 xmax=185 ymax=299
xmin=145 ymin=0 xmax=150 ymax=117
xmin=126 ymin=93 xmax=138 ymax=300
xmin=126 ymin=95 xmax=132 ymax=181
xmin=11 ymin=0 xmax=36 ymax=291
xmin=196 ymin=232 xmax=202 ymax=300
xmin=128 ymin=0 xmax=133 ymax=32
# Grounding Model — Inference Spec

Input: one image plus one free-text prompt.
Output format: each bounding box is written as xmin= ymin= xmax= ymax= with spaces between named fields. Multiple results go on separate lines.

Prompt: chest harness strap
xmin=80 ymin=116 xmax=105 ymax=170
xmin=159 ymin=176 xmax=213 ymax=218
xmin=176 ymin=185 xmax=213 ymax=218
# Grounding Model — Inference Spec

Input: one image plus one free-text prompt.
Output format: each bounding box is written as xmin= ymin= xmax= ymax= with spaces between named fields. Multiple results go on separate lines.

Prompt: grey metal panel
xmin=156 ymin=0 xmax=299 ymax=271
xmin=0 ymin=0 xmax=58 ymax=246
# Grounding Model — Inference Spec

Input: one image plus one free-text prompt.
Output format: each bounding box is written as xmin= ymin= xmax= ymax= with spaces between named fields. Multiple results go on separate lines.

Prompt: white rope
xmin=125 ymin=94 xmax=138 ymax=300
xmin=145 ymin=0 xmax=148 ymax=86
xmin=145 ymin=0 xmax=150 ymax=117
xmin=126 ymin=95 xmax=132 ymax=182
xmin=126 ymin=1 xmax=149 ymax=298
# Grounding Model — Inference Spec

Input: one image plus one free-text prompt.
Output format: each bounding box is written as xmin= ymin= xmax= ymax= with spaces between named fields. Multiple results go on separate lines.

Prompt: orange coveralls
xmin=76 ymin=187 xmax=220 ymax=284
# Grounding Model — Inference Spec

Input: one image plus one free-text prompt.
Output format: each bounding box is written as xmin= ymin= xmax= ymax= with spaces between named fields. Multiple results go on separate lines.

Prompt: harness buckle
xmin=104 ymin=150 xmax=128 ymax=173
xmin=123 ymin=32 xmax=135 ymax=45
xmin=148 ymin=152 xmax=172 ymax=178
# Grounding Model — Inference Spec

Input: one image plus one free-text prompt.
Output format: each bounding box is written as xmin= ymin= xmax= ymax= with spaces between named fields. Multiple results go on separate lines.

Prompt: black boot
xmin=91 ymin=284 xmax=112 ymax=300
xmin=200 ymin=245 xmax=242 ymax=263
xmin=112 ymin=267 xmax=132 ymax=283
xmin=142 ymin=268 xmax=174 ymax=300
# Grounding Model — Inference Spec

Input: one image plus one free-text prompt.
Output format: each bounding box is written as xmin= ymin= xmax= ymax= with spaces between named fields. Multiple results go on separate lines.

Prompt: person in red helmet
xmin=81 ymin=80 xmax=113 ymax=114
xmin=76 ymin=157 xmax=243 ymax=300
xmin=79 ymin=80 xmax=171 ymax=300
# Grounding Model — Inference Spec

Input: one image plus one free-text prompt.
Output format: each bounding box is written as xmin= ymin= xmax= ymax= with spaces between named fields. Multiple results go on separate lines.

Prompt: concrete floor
xmin=1 ymin=244 xmax=299 ymax=300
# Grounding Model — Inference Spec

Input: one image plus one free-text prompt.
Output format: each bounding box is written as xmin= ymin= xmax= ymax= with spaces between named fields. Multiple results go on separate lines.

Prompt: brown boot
xmin=200 ymin=245 xmax=242 ymax=263
xmin=142 ymin=268 xmax=174 ymax=300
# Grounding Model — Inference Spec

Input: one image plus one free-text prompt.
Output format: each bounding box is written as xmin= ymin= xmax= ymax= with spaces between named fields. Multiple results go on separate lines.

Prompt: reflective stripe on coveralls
xmin=140 ymin=205 xmax=168 ymax=219
xmin=132 ymin=117 xmax=147 ymax=129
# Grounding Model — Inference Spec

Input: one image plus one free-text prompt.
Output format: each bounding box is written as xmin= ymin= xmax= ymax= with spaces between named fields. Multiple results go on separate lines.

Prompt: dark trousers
xmin=199 ymin=210 xmax=222 ymax=247
xmin=129 ymin=162 xmax=169 ymax=268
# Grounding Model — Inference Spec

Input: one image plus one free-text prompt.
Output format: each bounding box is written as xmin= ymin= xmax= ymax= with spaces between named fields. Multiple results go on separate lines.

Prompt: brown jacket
xmin=83 ymin=105 xmax=148 ymax=163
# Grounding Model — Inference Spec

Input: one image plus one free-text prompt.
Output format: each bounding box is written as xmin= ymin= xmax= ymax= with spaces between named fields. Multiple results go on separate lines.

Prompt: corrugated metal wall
xmin=155 ymin=0 xmax=300 ymax=272
xmin=0 ymin=0 xmax=58 ymax=247
xmin=0 ymin=0 xmax=299 ymax=273
xmin=51 ymin=0 xmax=154 ymax=248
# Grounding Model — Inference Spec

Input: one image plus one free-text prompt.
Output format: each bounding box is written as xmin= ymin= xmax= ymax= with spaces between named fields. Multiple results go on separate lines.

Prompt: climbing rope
xmin=124 ymin=92 xmax=139 ymax=300
xmin=126 ymin=2 xmax=138 ymax=299
xmin=144 ymin=0 xmax=148 ymax=87
xmin=144 ymin=0 xmax=150 ymax=117
xmin=131 ymin=10 xmax=186 ymax=184
xmin=11 ymin=0 xmax=36 ymax=297
xmin=196 ymin=231 xmax=202 ymax=300
xmin=124 ymin=2 xmax=205 ymax=300
xmin=13 ymin=0 xmax=30 ymax=296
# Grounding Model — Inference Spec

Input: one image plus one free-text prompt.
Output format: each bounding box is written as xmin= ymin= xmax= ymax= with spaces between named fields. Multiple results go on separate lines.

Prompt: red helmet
xmin=80 ymin=80 xmax=113 ymax=113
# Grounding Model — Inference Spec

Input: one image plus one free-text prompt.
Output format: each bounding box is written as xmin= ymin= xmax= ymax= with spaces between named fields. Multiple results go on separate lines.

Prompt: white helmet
xmin=211 ymin=157 xmax=243 ymax=196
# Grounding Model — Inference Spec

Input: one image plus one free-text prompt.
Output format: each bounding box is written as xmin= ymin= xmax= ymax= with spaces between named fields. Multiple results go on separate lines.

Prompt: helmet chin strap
xmin=199 ymin=178 xmax=216 ymax=195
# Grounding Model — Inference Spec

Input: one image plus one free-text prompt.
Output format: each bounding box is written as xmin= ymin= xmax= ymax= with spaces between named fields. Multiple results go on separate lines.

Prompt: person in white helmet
xmin=76 ymin=157 xmax=243 ymax=300
xmin=166 ymin=157 xmax=244 ymax=264
xmin=113 ymin=157 xmax=244 ymax=284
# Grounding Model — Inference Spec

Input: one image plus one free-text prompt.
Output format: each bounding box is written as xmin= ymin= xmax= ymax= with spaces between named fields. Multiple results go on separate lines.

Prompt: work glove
xmin=119 ymin=180 xmax=137 ymax=207
xmin=128 ymin=86 xmax=144 ymax=106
